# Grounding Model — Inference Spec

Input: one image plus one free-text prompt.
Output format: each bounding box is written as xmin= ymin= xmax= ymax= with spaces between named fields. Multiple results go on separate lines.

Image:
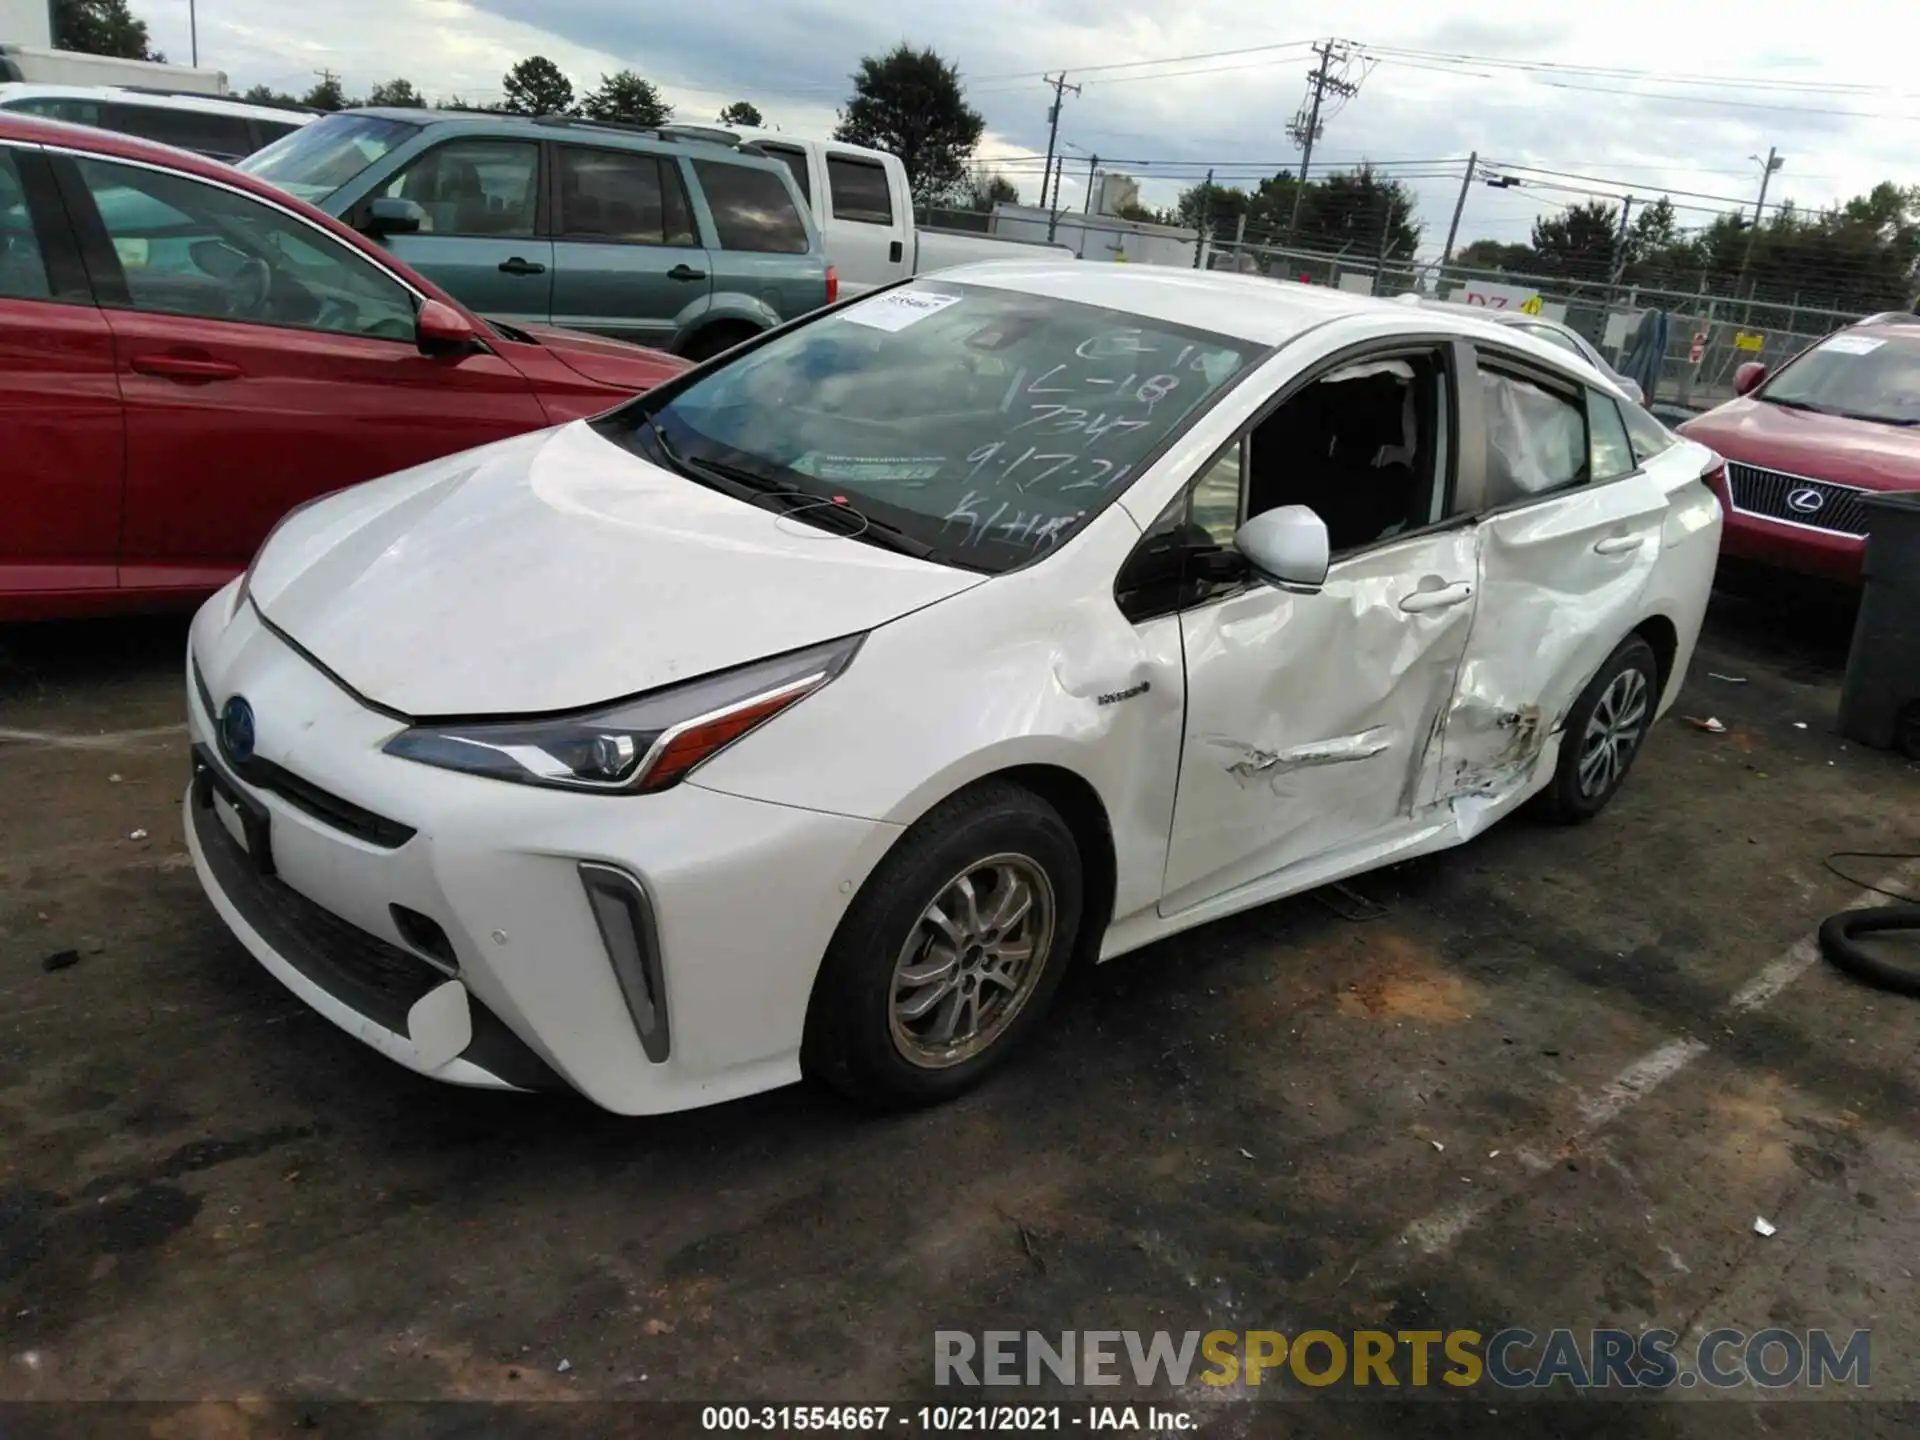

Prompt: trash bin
xmin=1839 ymin=490 xmax=1920 ymax=758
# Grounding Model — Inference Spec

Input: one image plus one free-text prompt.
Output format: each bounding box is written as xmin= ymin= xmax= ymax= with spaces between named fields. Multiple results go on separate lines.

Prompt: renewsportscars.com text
xmin=933 ymin=1327 xmax=1871 ymax=1391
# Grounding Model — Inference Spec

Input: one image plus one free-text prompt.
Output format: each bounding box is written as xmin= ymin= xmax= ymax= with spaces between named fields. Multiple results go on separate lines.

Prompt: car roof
xmin=0 ymin=111 xmax=466 ymax=304
xmin=343 ymin=107 xmax=785 ymax=165
xmin=924 ymin=260 xmax=1582 ymax=351
xmin=0 ymin=82 xmax=316 ymax=125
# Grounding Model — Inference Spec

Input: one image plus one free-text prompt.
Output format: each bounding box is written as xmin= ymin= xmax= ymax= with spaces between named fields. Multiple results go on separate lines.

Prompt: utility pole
xmin=1739 ymin=145 xmax=1783 ymax=285
xmin=1607 ymin=194 xmax=1635 ymax=290
xmin=1040 ymin=72 xmax=1080 ymax=242
xmin=1192 ymin=166 xmax=1213 ymax=268
xmin=1084 ymin=153 xmax=1098 ymax=214
xmin=1286 ymin=39 xmax=1364 ymax=239
xmin=189 ymin=0 xmax=199 ymax=67
xmin=1440 ymin=151 xmax=1476 ymax=265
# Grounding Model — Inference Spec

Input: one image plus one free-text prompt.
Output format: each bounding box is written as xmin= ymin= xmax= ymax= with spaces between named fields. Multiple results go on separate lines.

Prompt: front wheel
xmin=1542 ymin=635 xmax=1660 ymax=824
xmin=802 ymin=781 xmax=1083 ymax=1108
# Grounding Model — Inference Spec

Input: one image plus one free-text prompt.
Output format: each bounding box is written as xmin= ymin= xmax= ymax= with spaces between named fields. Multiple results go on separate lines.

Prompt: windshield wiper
xmin=1833 ymin=410 xmax=1920 ymax=427
xmin=1760 ymin=396 xmax=1833 ymax=414
xmin=637 ymin=413 xmax=943 ymax=562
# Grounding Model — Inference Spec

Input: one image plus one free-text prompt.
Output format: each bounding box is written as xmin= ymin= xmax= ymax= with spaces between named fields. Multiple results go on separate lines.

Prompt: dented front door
xmin=1160 ymin=526 xmax=1479 ymax=915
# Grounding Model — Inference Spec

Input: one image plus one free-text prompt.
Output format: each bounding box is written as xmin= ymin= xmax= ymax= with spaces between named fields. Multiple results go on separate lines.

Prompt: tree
xmin=1528 ymin=200 xmax=1622 ymax=280
xmin=962 ymin=166 xmax=1018 ymax=212
xmin=835 ymin=44 xmax=984 ymax=205
xmin=301 ymin=72 xmax=357 ymax=113
xmin=1453 ymin=240 xmax=1535 ymax=273
xmin=366 ymin=79 xmax=427 ymax=109
xmin=580 ymin=70 xmax=672 ymax=127
xmin=502 ymin=56 xmax=575 ymax=116
xmin=241 ymin=84 xmax=300 ymax=107
xmin=1174 ymin=166 xmax=1421 ymax=261
xmin=53 ymin=0 xmax=162 ymax=62
xmin=717 ymin=101 xmax=764 ymax=127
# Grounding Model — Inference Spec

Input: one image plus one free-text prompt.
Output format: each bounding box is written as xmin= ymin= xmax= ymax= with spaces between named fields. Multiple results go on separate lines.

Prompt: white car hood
xmin=247 ymin=422 xmax=982 ymax=716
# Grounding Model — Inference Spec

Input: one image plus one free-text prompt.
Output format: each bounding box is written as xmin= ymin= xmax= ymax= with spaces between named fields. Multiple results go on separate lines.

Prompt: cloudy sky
xmin=131 ymin=0 xmax=1919 ymax=257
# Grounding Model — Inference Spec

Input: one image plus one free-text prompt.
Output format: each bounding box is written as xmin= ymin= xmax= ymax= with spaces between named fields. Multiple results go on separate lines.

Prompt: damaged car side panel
xmin=1160 ymin=527 xmax=1478 ymax=915
xmin=1441 ymin=472 xmax=1668 ymax=809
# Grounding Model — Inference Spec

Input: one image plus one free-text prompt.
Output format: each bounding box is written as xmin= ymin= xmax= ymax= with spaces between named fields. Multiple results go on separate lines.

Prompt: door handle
xmin=1398 ymin=581 xmax=1474 ymax=614
xmin=1594 ymin=534 xmax=1645 ymax=556
xmin=130 ymin=353 xmax=242 ymax=382
xmin=667 ymin=263 xmax=707 ymax=281
xmin=888 ymin=240 xmax=904 ymax=264
xmin=497 ymin=257 xmax=546 ymax=276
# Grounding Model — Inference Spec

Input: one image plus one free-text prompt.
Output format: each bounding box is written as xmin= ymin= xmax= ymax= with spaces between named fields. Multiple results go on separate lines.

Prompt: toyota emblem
xmin=220 ymin=695 xmax=256 ymax=763
xmin=1786 ymin=487 xmax=1826 ymax=515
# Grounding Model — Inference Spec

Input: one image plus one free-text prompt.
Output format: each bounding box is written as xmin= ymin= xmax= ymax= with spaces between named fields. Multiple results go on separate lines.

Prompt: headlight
xmin=382 ymin=633 xmax=865 ymax=793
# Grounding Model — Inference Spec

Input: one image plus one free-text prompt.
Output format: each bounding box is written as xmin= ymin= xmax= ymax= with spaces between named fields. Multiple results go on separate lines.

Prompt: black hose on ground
xmin=1819 ymin=904 xmax=1920 ymax=997
xmin=1818 ymin=851 xmax=1920 ymax=995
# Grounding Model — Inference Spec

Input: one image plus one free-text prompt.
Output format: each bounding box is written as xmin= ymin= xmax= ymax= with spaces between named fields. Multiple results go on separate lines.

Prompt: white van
xmin=0 ymin=82 xmax=312 ymax=161
xmin=664 ymin=125 xmax=1074 ymax=296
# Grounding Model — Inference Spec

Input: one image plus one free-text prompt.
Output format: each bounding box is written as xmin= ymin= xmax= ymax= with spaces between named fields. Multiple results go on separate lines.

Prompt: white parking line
xmin=0 ymin=723 xmax=186 ymax=750
xmin=1397 ymin=860 xmax=1920 ymax=1260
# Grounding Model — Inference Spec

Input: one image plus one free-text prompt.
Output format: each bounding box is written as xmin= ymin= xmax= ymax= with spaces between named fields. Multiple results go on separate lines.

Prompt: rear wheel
xmin=1543 ymin=635 xmax=1660 ymax=824
xmin=802 ymin=782 xmax=1082 ymax=1108
xmin=678 ymin=322 xmax=760 ymax=363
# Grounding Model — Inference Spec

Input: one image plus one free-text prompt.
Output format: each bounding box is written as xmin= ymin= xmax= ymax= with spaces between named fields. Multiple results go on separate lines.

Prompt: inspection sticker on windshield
xmin=841 ymin=290 xmax=963 ymax=333
xmin=792 ymin=453 xmax=946 ymax=482
xmin=1822 ymin=335 xmax=1885 ymax=356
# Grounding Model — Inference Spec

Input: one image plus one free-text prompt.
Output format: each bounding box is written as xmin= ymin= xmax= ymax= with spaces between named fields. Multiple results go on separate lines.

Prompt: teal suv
xmin=242 ymin=109 xmax=832 ymax=359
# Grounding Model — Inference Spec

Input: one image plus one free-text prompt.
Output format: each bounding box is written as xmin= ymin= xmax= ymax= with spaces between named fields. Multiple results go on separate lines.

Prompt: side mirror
xmin=416 ymin=299 xmax=479 ymax=357
xmin=1733 ymin=361 xmax=1769 ymax=396
xmin=189 ymin=238 xmax=249 ymax=281
xmin=364 ymin=196 xmax=425 ymax=238
xmin=1234 ymin=505 xmax=1330 ymax=593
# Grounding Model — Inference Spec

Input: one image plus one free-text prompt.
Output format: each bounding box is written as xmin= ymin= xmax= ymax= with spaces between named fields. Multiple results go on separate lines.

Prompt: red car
xmin=0 ymin=113 xmax=687 ymax=621
xmin=1679 ymin=314 xmax=1920 ymax=585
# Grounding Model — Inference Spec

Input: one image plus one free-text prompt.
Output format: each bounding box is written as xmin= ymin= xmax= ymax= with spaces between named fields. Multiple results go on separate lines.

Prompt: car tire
xmin=802 ymin=781 xmax=1083 ymax=1109
xmin=1542 ymin=634 xmax=1661 ymax=825
xmin=679 ymin=322 xmax=760 ymax=363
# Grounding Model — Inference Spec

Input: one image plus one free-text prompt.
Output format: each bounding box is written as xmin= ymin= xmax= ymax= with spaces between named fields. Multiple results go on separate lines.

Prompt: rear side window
xmin=757 ymin=144 xmax=810 ymax=204
xmin=107 ymin=104 xmax=255 ymax=160
xmin=1621 ymin=402 xmax=1678 ymax=466
xmin=691 ymin=159 xmax=808 ymax=254
xmin=827 ymin=155 xmax=891 ymax=225
xmin=4 ymin=96 xmax=103 ymax=125
xmin=253 ymin=119 xmax=303 ymax=148
xmin=1479 ymin=364 xmax=1588 ymax=502
xmin=1587 ymin=390 xmax=1636 ymax=481
xmin=556 ymin=147 xmax=695 ymax=245
xmin=0 ymin=149 xmax=51 ymax=300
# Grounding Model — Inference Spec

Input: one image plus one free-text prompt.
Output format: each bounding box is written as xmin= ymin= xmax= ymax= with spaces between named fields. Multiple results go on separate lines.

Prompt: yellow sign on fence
xmin=1734 ymin=332 xmax=1766 ymax=351
xmin=1518 ymin=295 xmax=1544 ymax=315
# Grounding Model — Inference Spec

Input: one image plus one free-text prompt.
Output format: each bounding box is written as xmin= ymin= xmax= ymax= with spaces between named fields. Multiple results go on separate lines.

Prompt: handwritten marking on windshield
xmin=941 ymin=491 xmax=1088 ymax=550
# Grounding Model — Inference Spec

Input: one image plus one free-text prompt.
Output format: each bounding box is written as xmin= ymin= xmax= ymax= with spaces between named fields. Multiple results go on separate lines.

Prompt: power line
xmin=969 ymin=40 xmax=1314 ymax=85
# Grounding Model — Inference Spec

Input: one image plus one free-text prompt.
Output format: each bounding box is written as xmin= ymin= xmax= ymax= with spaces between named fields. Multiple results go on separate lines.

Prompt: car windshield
xmin=598 ymin=281 xmax=1256 ymax=572
xmin=239 ymin=113 xmax=420 ymax=203
xmin=1758 ymin=332 xmax=1920 ymax=425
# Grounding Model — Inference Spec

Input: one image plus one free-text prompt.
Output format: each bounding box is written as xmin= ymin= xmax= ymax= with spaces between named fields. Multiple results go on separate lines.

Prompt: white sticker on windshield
xmin=840 ymin=290 xmax=963 ymax=333
xmin=1822 ymin=335 xmax=1885 ymax=355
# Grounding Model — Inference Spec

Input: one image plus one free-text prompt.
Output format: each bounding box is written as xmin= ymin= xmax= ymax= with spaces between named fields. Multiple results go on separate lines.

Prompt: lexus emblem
xmin=220 ymin=695 xmax=256 ymax=764
xmin=1786 ymin=487 xmax=1826 ymax=515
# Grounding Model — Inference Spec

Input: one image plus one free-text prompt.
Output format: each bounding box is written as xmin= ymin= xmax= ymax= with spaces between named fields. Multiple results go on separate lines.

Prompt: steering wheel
xmin=225 ymin=257 xmax=272 ymax=319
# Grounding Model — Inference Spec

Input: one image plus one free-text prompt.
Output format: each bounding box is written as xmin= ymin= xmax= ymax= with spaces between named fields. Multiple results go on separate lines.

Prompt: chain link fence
xmin=1193 ymin=237 xmax=1874 ymax=413
xmin=907 ymin=205 xmax=1883 ymax=414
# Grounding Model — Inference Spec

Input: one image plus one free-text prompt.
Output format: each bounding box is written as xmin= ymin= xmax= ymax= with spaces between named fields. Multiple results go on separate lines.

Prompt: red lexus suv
xmin=1679 ymin=314 xmax=1920 ymax=585
xmin=1 ymin=113 xmax=688 ymax=621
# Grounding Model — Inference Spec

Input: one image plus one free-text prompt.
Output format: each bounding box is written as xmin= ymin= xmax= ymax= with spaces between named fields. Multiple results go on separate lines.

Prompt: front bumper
xmin=184 ymin=592 xmax=900 ymax=1115
xmin=1719 ymin=508 xmax=1866 ymax=585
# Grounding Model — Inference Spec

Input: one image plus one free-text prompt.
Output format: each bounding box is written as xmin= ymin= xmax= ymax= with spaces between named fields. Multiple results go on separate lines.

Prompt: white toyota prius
xmin=185 ymin=263 xmax=1723 ymax=1115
